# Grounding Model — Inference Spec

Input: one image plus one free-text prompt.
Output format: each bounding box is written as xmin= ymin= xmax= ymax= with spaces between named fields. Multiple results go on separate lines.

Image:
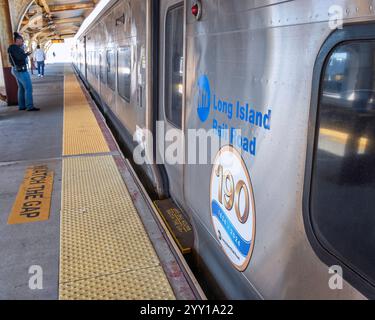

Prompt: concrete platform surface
xmin=0 ymin=63 xmax=64 ymax=299
xmin=0 ymin=63 xmax=199 ymax=300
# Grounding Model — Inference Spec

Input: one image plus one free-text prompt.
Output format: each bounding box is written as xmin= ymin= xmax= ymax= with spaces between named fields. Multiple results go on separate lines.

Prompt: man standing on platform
xmin=7 ymin=32 xmax=39 ymax=111
xmin=34 ymin=45 xmax=46 ymax=78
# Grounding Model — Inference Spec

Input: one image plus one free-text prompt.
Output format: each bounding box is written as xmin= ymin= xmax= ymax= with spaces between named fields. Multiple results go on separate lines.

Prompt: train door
xmin=158 ymin=0 xmax=185 ymax=204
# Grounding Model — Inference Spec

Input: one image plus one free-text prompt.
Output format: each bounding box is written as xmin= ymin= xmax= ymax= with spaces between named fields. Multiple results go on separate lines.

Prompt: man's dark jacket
xmin=8 ymin=44 xmax=28 ymax=67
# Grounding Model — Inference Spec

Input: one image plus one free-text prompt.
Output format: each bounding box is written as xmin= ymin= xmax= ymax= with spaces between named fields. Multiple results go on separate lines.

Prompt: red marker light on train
xmin=192 ymin=1 xmax=202 ymax=20
xmin=192 ymin=4 xmax=199 ymax=16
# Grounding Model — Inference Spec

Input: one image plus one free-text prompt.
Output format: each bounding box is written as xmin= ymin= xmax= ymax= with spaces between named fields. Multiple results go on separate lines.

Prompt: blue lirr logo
xmin=197 ymin=75 xmax=211 ymax=122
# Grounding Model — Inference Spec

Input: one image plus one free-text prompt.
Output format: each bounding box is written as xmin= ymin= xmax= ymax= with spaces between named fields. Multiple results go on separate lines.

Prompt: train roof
xmin=74 ymin=0 xmax=117 ymax=40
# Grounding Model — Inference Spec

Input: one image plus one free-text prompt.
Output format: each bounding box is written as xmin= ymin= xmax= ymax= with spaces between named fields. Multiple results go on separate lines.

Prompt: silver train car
xmin=72 ymin=0 xmax=375 ymax=299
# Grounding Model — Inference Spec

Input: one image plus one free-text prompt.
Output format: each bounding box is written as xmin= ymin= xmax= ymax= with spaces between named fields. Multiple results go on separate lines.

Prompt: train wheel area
xmin=0 ymin=63 xmax=203 ymax=300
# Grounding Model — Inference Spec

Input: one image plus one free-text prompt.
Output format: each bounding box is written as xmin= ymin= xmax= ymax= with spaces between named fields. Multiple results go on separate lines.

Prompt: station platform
xmin=0 ymin=63 xmax=203 ymax=300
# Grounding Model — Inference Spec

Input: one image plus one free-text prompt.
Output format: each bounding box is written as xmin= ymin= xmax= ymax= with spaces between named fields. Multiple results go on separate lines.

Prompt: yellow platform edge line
xmin=59 ymin=156 xmax=175 ymax=300
xmin=62 ymin=71 xmax=110 ymax=156
xmin=59 ymin=67 xmax=175 ymax=300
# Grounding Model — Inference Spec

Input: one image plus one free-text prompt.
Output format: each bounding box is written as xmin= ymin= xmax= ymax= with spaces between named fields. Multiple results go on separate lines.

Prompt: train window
xmin=93 ymin=51 xmax=97 ymax=77
xmin=99 ymin=53 xmax=105 ymax=83
xmin=79 ymin=52 xmax=83 ymax=72
xmin=117 ymin=46 xmax=131 ymax=102
xmin=106 ymin=49 xmax=115 ymax=90
xmin=91 ymin=52 xmax=94 ymax=74
xmin=310 ymin=41 xmax=375 ymax=286
xmin=164 ymin=3 xmax=184 ymax=128
xmin=92 ymin=52 xmax=95 ymax=75
xmin=88 ymin=52 xmax=92 ymax=74
xmin=86 ymin=52 xmax=90 ymax=71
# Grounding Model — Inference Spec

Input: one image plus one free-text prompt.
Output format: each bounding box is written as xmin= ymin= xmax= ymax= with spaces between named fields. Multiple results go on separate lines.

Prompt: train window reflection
xmin=106 ymin=49 xmax=116 ymax=91
xmin=311 ymin=41 xmax=375 ymax=285
xmin=94 ymin=52 xmax=97 ymax=76
xmin=88 ymin=51 xmax=94 ymax=75
xmin=99 ymin=53 xmax=105 ymax=84
xmin=164 ymin=3 xmax=184 ymax=128
xmin=118 ymin=46 xmax=131 ymax=102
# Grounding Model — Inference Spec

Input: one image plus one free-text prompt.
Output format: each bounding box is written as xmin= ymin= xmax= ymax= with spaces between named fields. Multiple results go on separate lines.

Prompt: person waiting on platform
xmin=34 ymin=45 xmax=46 ymax=77
xmin=7 ymin=32 xmax=39 ymax=111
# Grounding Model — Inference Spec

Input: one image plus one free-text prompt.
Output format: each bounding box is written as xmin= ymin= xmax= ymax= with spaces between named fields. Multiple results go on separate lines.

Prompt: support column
xmin=0 ymin=0 xmax=18 ymax=106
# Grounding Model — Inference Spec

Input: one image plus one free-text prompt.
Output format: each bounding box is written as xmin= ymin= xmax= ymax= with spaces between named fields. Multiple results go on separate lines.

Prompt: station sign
xmin=8 ymin=165 xmax=54 ymax=224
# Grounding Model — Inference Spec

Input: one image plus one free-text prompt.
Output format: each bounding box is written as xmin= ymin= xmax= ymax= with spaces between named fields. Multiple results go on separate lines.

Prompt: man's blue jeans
xmin=11 ymin=67 xmax=34 ymax=110
xmin=37 ymin=61 xmax=45 ymax=76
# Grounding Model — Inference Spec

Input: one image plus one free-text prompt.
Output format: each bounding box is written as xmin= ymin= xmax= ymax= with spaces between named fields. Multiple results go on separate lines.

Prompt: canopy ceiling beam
xmin=49 ymin=2 xmax=94 ymax=13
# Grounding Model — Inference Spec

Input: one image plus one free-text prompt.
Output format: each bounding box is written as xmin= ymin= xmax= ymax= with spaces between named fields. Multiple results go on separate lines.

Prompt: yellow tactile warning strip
xmin=8 ymin=165 xmax=54 ymax=225
xmin=59 ymin=70 xmax=175 ymax=300
xmin=60 ymin=266 xmax=175 ymax=300
xmin=63 ymin=74 xmax=110 ymax=156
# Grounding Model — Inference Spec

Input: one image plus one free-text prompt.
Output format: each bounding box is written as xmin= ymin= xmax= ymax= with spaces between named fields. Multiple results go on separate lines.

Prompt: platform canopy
xmin=18 ymin=1 xmax=100 ymax=48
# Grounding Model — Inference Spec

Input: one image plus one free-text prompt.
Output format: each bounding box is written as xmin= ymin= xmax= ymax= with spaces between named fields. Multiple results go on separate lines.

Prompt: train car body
xmin=73 ymin=0 xmax=375 ymax=299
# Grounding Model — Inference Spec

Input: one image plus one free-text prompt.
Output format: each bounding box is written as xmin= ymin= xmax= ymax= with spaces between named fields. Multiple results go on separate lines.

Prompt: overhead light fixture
xmin=51 ymin=39 xmax=64 ymax=44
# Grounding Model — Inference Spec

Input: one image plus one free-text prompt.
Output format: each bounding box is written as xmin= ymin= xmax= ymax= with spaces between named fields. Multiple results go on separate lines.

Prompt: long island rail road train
xmin=69 ymin=0 xmax=375 ymax=300
xmin=1 ymin=0 xmax=374 ymax=302
xmin=70 ymin=0 xmax=375 ymax=300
